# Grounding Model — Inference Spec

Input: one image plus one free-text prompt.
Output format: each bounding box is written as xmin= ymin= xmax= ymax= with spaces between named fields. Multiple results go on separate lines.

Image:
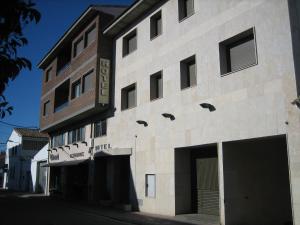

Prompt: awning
xmin=94 ymin=148 xmax=132 ymax=157
xmin=43 ymin=159 xmax=88 ymax=167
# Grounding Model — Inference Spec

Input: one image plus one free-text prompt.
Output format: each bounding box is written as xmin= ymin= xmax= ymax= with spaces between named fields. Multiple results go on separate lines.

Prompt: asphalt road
xmin=0 ymin=191 xmax=136 ymax=225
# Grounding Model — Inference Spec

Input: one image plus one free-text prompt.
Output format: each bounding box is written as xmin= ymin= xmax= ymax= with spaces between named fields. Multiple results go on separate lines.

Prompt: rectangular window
xmin=45 ymin=68 xmax=52 ymax=82
xmin=52 ymin=133 xmax=65 ymax=148
xmin=94 ymin=120 xmax=107 ymax=138
xmin=150 ymin=11 xmax=162 ymax=39
xmin=180 ymin=55 xmax=196 ymax=89
xmin=121 ymin=83 xmax=136 ymax=110
xmin=82 ymin=71 xmax=93 ymax=93
xmin=178 ymin=0 xmax=194 ymax=21
xmin=71 ymin=80 xmax=81 ymax=99
xmin=73 ymin=37 xmax=84 ymax=57
xmin=85 ymin=25 xmax=96 ymax=47
xmin=219 ymin=28 xmax=257 ymax=75
xmin=150 ymin=71 xmax=163 ymax=100
xmin=145 ymin=174 xmax=156 ymax=198
xmin=43 ymin=101 xmax=50 ymax=116
xmin=67 ymin=127 xmax=85 ymax=144
xmin=54 ymin=79 xmax=70 ymax=112
xmin=123 ymin=29 xmax=137 ymax=56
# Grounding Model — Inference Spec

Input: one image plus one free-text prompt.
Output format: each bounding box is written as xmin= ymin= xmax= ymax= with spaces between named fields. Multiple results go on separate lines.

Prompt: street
xmin=0 ymin=190 xmax=194 ymax=225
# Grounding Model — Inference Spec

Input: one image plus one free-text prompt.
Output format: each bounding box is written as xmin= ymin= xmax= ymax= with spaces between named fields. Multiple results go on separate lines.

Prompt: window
xmin=145 ymin=174 xmax=156 ymax=198
xmin=43 ymin=101 xmax=50 ymax=116
xmin=73 ymin=37 xmax=84 ymax=57
xmin=82 ymin=71 xmax=93 ymax=93
xmin=45 ymin=68 xmax=52 ymax=82
xmin=51 ymin=133 xmax=65 ymax=148
xmin=85 ymin=25 xmax=96 ymax=47
xmin=219 ymin=28 xmax=257 ymax=75
xmin=180 ymin=55 xmax=196 ymax=89
xmin=94 ymin=120 xmax=107 ymax=138
xmin=123 ymin=29 xmax=137 ymax=56
xmin=54 ymin=79 xmax=70 ymax=112
xmin=67 ymin=127 xmax=85 ymax=144
xmin=121 ymin=83 xmax=136 ymax=110
xmin=150 ymin=71 xmax=163 ymax=100
xmin=56 ymin=45 xmax=71 ymax=75
xmin=150 ymin=11 xmax=162 ymax=39
xmin=71 ymin=79 xmax=81 ymax=99
xmin=178 ymin=0 xmax=194 ymax=21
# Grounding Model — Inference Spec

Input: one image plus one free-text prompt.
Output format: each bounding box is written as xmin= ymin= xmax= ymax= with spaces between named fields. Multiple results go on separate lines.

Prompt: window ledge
xmin=122 ymin=48 xmax=137 ymax=58
xmin=150 ymin=33 xmax=162 ymax=41
xmin=221 ymin=62 xmax=258 ymax=77
xmin=150 ymin=96 xmax=163 ymax=102
xmin=181 ymin=84 xmax=197 ymax=91
xmin=94 ymin=135 xmax=107 ymax=139
xmin=179 ymin=12 xmax=195 ymax=23
xmin=121 ymin=106 xmax=137 ymax=112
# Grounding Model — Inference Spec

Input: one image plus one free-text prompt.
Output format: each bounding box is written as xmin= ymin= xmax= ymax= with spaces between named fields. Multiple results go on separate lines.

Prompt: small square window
xmin=180 ymin=55 xmax=196 ymax=89
xmin=219 ymin=28 xmax=257 ymax=75
xmin=94 ymin=120 xmax=107 ymax=138
xmin=145 ymin=174 xmax=156 ymax=198
xmin=178 ymin=0 xmax=194 ymax=21
xmin=71 ymin=80 xmax=81 ymax=99
xmin=123 ymin=30 xmax=137 ymax=57
xmin=150 ymin=11 xmax=162 ymax=39
xmin=85 ymin=24 xmax=96 ymax=47
xmin=43 ymin=101 xmax=50 ymax=116
xmin=45 ymin=68 xmax=52 ymax=82
xmin=121 ymin=83 xmax=136 ymax=110
xmin=82 ymin=71 xmax=93 ymax=93
xmin=150 ymin=71 xmax=163 ymax=100
xmin=73 ymin=37 xmax=84 ymax=57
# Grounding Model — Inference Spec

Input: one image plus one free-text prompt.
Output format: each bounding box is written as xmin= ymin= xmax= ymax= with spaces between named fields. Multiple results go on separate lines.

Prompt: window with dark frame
xmin=45 ymin=68 xmax=52 ymax=82
xmin=51 ymin=133 xmax=65 ymax=148
xmin=73 ymin=37 xmax=84 ymax=57
xmin=121 ymin=83 xmax=136 ymax=110
xmin=67 ymin=127 xmax=85 ymax=144
xmin=150 ymin=11 xmax=162 ymax=39
xmin=150 ymin=71 xmax=163 ymax=100
xmin=178 ymin=0 xmax=194 ymax=21
xmin=94 ymin=120 xmax=107 ymax=138
xmin=71 ymin=79 xmax=81 ymax=99
xmin=82 ymin=71 xmax=93 ymax=93
xmin=219 ymin=28 xmax=257 ymax=75
xmin=85 ymin=25 xmax=96 ymax=47
xmin=43 ymin=101 xmax=50 ymax=116
xmin=123 ymin=29 xmax=137 ymax=56
xmin=180 ymin=55 xmax=196 ymax=89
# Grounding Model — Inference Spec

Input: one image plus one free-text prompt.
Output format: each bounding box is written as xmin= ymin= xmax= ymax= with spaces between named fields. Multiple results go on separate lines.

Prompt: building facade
xmin=102 ymin=0 xmax=300 ymax=225
xmin=39 ymin=1 xmax=300 ymax=225
xmin=2 ymin=128 xmax=48 ymax=192
xmin=38 ymin=5 xmax=127 ymax=201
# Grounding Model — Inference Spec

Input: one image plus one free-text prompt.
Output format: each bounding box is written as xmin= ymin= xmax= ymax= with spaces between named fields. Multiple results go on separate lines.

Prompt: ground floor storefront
xmin=48 ymin=134 xmax=294 ymax=225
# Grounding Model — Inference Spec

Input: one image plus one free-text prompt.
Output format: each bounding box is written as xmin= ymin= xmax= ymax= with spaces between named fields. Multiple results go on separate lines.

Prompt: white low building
xmin=31 ymin=144 xmax=49 ymax=194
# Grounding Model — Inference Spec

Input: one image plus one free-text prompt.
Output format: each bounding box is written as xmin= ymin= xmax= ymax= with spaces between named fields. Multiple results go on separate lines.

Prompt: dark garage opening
xmin=223 ymin=135 xmax=293 ymax=225
xmin=175 ymin=144 xmax=220 ymax=218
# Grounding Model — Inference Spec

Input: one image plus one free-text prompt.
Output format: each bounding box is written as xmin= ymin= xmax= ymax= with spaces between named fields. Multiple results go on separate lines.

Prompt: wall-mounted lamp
xmin=52 ymin=148 xmax=57 ymax=152
xmin=64 ymin=145 xmax=70 ymax=149
xmin=292 ymin=97 xmax=300 ymax=109
xmin=136 ymin=120 xmax=148 ymax=127
xmin=162 ymin=113 xmax=175 ymax=121
xmin=58 ymin=146 xmax=64 ymax=150
xmin=72 ymin=143 xmax=78 ymax=148
xmin=200 ymin=103 xmax=216 ymax=112
xmin=47 ymin=149 xmax=52 ymax=153
xmin=81 ymin=141 xmax=88 ymax=146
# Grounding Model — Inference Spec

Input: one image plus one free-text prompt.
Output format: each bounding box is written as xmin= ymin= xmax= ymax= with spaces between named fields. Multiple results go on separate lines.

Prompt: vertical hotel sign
xmin=99 ymin=58 xmax=110 ymax=104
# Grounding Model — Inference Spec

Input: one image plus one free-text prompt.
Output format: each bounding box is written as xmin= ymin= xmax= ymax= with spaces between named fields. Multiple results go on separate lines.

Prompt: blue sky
xmin=0 ymin=0 xmax=133 ymax=151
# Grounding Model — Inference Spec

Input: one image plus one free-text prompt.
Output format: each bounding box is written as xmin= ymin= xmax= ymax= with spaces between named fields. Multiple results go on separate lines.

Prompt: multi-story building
xmin=2 ymin=128 xmax=48 ymax=191
xmin=37 ymin=5 xmax=126 ymax=201
xmin=100 ymin=0 xmax=300 ymax=225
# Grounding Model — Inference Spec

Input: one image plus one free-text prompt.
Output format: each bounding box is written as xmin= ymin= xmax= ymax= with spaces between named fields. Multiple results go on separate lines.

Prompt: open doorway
xmin=223 ymin=135 xmax=293 ymax=225
xmin=175 ymin=144 xmax=220 ymax=219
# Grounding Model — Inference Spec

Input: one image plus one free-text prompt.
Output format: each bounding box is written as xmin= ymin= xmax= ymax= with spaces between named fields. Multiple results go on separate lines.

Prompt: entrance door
xmin=37 ymin=161 xmax=47 ymax=193
xmin=196 ymin=157 xmax=219 ymax=215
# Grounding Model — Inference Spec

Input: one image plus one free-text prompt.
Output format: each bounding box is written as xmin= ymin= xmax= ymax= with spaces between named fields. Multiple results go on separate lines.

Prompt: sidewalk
xmin=65 ymin=201 xmax=219 ymax=225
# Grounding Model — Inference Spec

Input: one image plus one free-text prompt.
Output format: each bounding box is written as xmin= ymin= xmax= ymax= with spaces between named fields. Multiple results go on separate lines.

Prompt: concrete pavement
xmin=0 ymin=190 xmax=201 ymax=225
